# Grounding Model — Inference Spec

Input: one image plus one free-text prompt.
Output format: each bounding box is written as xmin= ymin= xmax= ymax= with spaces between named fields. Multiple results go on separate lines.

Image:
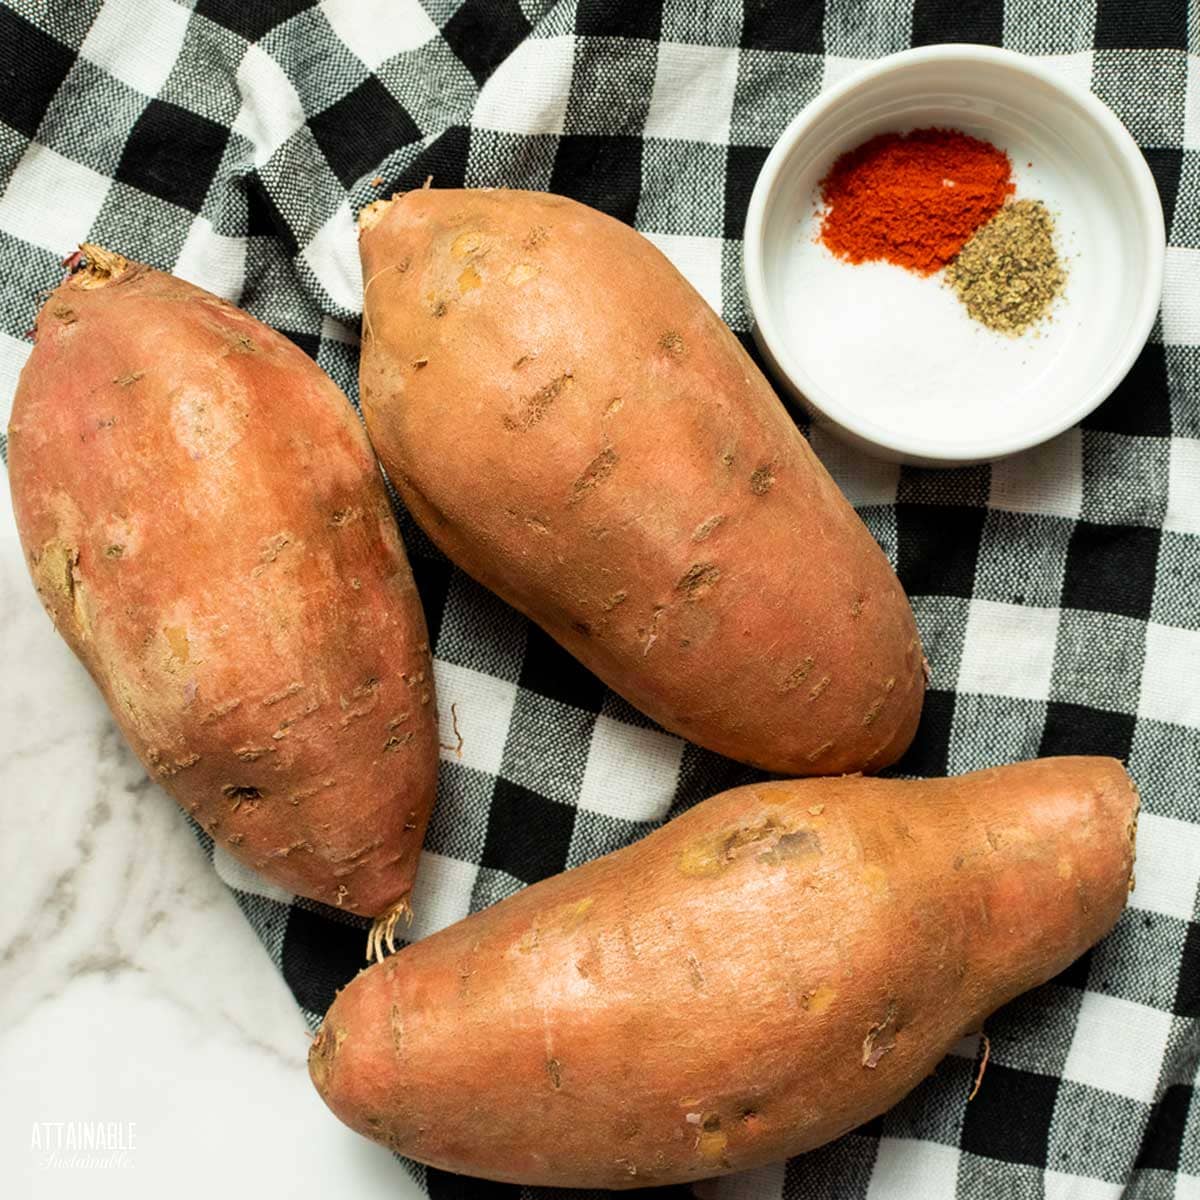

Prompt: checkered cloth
xmin=1 ymin=1 xmax=1198 ymax=1196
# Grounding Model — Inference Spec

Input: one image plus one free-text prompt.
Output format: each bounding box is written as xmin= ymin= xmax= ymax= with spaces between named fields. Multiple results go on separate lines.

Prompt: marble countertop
xmin=0 ymin=483 xmax=421 ymax=1197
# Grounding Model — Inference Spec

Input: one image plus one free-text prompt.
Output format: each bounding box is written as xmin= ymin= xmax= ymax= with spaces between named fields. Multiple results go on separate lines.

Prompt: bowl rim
xmin=742 ymin=43 xmax=1167 ymax=465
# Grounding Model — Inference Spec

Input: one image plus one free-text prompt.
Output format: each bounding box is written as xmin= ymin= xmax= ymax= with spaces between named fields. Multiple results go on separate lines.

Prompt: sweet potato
xmin=310 ymin=757 xmax=1136 ymax=1188
xmin=7 ymin=246 xmax=438 ymax=924
xmin=357 ymin=188 xmax=923 ymax=775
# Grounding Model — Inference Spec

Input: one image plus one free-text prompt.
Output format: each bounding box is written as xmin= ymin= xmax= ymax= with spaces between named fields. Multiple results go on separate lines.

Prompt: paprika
xmin=818 ymin=128 xmax=1014 ymax=274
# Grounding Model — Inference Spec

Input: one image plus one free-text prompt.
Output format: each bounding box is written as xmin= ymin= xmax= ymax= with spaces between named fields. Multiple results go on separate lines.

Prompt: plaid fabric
xmin=1 ymin=1 xmax=1198 ymax=1196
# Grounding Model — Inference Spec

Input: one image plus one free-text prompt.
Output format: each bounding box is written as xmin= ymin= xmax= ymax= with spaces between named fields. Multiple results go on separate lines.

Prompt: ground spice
xmin=945 ymin=199 xmax=1065 ymax=335
xmin=818 ymin=128 xmax=1014 ymax=274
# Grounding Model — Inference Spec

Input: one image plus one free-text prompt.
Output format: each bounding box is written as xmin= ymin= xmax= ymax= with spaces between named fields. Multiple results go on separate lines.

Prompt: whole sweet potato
xmin=357 ymin=188 xmax=924 ymax=775
xmin=8 ymin=246 xmax=438 ymax=923
xmin=311 ymin=757 xmax=1136 ymax=1188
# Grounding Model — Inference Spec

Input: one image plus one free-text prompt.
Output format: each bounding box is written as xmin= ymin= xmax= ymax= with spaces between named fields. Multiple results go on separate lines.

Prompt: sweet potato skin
xmin=311 ymin=757 xmax=1136 ymax=1188
xmin=358 ymin=189 xmax=923 ymax=775
xmin=7 ymin=250 xmax=438 ymax=917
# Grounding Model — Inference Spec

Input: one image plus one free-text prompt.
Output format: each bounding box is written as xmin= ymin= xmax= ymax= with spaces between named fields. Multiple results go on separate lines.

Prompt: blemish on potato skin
xmin=602 ymin=590 xmax=627 ymax=611
xmin=163 ymin=624 xmax=190 ymax=664
xmin=808 ymin=675 xmax=831 ymax=702
xmin=603 ymin=395 xmax=624 ymax=418
xmin=503 ymin=372 xmax=573 ymax=432
xmin=696 ymin=1125 xmax=729 ymax=1164
xmin=691 ymin=514 xmax=726 ymax=542
xmin=679 ymin=817 xmax=817 ymax=876
xmin=569 ymin=446 xmax=618 ymax=504
xmin=104 ymin=543 xmax=125 ymax=558
xmin=221 ymin=784 xmax=263 ymax=810
xmin=451 ymin=231 xmax=488 ymax=259
xmin=506 ymin=262 xmax=539 ymax=286
xmin=801 ymin=983 xmax=837 ymax=1014
xmin=659 ymin=330 xmax=685 ymax=356
xmin=779 ymin=657 xmax=815 ymax=693
xmin=806 ymin=740 xmax=835 ymax=762
xmin=750 ymin=463 xmax=776 ymax=495
xmin=676 ymin=562 xmax=720 ymax=600
xmin=457 ymin=264 xmax=482 ymax=293
xmin=263 ymin=682 xmax=304 ymax=707
xmin=862 ymin=1001 xmax=899 ymax=1068
xmin=686 ymin=952 xmax=705 ymax=990
xmin=113 ymin=370 xmax=143 ymax=386
xmin=546 ymin=1058 xmax=563 ymax=1089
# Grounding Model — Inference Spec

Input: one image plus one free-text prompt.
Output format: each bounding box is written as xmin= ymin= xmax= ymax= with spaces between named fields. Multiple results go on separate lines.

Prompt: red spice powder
xmin=818 ymin=128 xmax=1014 ymax=275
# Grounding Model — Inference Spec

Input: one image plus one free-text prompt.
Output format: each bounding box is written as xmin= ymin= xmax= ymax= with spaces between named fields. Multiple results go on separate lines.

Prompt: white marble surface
xmin=0 ymin=483 xmax=420 ymax=1197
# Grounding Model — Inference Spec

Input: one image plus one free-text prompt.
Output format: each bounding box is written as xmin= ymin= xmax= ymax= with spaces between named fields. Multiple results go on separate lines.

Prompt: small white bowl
xmin=743 ymin=45 xmax=1165 ymax=467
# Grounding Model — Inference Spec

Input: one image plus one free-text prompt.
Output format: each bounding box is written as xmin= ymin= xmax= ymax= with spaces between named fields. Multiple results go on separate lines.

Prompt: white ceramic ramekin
xmin=743 ymin=45 xmax=1165 ymax=467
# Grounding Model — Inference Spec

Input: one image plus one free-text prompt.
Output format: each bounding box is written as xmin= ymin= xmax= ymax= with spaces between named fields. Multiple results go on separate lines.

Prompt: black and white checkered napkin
xmin=1 ymin=2 xmax=1197 ymax=1197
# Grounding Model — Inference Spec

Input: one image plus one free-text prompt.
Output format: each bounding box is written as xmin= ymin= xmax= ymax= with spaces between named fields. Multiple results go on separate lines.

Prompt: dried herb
xmin=946 ymin=199 xmax=1065 ymax=335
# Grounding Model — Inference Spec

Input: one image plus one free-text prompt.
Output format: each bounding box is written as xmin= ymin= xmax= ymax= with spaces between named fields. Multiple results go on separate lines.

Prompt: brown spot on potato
xmin=659 ymin=330 xmax=685 ymax=356
xmin=779 ymin=657 xmax=815 ymax=693
xmin=384 ymin=732 xmax=414 ymax=751
xmin=308 ymin=1025 xmax=343 ymax=1095
xmin=222 ymin=784 xmax=263 ymax=810
xmin=329 ymin=506 xmax=360 ymax=527
xmin=411 ymin=356 xmax=428 ymax=369
xmin=603 ymin=395 xmax=624 ymax=418
xmin=571 ymin=620 xmax=592 ymax=637
xmin=680 ymin=817 xmax=816 ymax=876
xmin=155 ymin=752 xmax=200 ymax=778
xmin=263 ymin=681 xmax=303 ymax=706
xmin=52 ymin=304 xmax=77 ymax=324
xmin=547 ymin=1058 xmax=563 ymax=1089
xmin=686 ymin=952 xmax=705 ymax=990
xmin=602 ymin=590 xmax=628 ymax=611
xmin=523 ymin=225 xmax=549 ymax=249
xmin=862 ymin=1001 xmax=899 ymax=1068
xmin=720 ymin=448 xmax=735 ymax=467
xmin=806 ymin=734 xmax=835 ymax=763
xmin=808 ymin=675 xmax=831 ymax=701
xmin=113 ymin=370 xmax=143 ymax=386
xmin=503 ymin=372 xmax=574 ymax=432
xmin=691 ymin=514 xmax=726 ymax=542
xmin=676 ymin=561 xmax=721 ymax=600
xmin=570 ymin=446 xmax=618 ymax=504
xmin=863 ymin=697 xmax=886 ymax=725
xmin=203 ymin=697 xmax=241 ymax=723
xmin=104 ymin=544 xmax=125 ymax=558
xmin=430 ymin=298 xmax=447 ymax=317
xmin=750 ymin=463 xmax=776 ymax=495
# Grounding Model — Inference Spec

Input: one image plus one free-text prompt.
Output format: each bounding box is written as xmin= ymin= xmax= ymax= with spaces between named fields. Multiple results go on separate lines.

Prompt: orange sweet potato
xmin=310 ymin=757 xmax=1136 ymax=1188
xmin=356 ymin=188 xmax=924 ymax=776
xmin=7 ymin=246 xmax=438 ymax=923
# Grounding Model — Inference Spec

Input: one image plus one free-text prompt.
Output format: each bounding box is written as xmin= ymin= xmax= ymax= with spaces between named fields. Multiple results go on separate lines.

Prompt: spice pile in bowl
xmin=816 ymin=128 xmax=1065 ymax=336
